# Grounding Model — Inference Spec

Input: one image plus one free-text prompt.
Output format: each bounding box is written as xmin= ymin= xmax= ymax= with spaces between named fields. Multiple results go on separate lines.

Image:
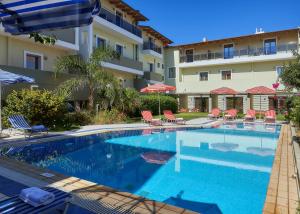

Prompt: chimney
xmin=255 ymin=28 xmax=264 ymax=34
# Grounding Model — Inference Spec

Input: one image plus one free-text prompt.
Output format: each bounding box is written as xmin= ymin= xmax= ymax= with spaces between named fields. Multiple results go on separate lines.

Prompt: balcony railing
xmin=144 ymin=71 xmax=164 ymax=82
xmin=143 ymin=42 xmax=162 ymax=54
xmin=99 ymin=8 xmax=142 ymax=38
xmin=180 ymin=43 xmax=299 ymax=63
xmin=105 ymin=56 xmax=143 ymax=71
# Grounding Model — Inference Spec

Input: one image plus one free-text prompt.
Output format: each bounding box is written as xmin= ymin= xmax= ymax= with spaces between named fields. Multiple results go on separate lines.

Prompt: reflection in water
xmin=211 ymin=143 xmax=239 ymax=152
xmin=246 ymin=147 xmax=275 ymax=156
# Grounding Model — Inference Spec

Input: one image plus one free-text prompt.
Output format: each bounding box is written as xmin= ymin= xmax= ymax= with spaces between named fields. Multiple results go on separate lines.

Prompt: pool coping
xmin=263 ymin=124 xmax=300 ymax=213
xmin=0 ymin=121 xmax=291 ymax=213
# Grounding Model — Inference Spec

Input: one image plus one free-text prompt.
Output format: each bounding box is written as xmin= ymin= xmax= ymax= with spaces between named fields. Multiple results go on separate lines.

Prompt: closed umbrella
xmin=0 ymin=69 xmax=35 ymax=133
xmin=246 ymin=86 xmax=275 ymax=119
xmin=0 ymin=0 xmax=100 ymax=35
xmin=140 ymin=84 xmax=176 ymax=118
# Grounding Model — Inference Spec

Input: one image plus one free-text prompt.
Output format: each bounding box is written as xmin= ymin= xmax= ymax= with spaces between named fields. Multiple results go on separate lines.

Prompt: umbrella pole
xmin=259 ymin=95 xmax=262 ymax=120
xmin=158 ymin=92 xmax=161 ymax=119
xmin=0 ymin=81 xmax=2 ymax=133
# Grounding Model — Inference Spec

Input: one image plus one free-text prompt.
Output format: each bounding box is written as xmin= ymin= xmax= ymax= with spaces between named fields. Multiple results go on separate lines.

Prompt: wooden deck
xmin=0 ymin=156 xmax=197 ymax=214
xmin=263 ymin=124 xmax=299 ymax=214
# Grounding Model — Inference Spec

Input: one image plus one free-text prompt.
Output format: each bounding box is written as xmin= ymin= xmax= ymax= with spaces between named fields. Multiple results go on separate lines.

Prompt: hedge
xmin=140 ymin=94 xmax=178 ymax=115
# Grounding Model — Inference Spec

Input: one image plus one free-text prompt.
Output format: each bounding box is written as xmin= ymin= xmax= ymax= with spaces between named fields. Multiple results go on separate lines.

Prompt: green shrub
xmin=289 ymin=96 xmax=300 ymax=126
xmin=97 ymin=109 xmax=127 ymax=124
xmin=2 ymin=89 xmax=67 ymax=129
xmin=140 ymin=94 xmax=178 ymax=115
xmin=62 ymin=111 xmax=93 ymax=128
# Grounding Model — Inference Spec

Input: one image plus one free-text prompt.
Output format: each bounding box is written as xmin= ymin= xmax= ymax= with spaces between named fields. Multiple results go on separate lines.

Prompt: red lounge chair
xmin=208 ymin=108 xmax=221 ymax=119
xmin=244 ymin=109 xmax=256 ymax=121
xmin=163 ymin=110 xmax=186 ymax=124
xmin=224 ymin=109 xmax=238 ymax=120
xmin=141 ymin=111 xmax=162 ymax=126
xmin=265 ymin=110 xmax=276 ymax=123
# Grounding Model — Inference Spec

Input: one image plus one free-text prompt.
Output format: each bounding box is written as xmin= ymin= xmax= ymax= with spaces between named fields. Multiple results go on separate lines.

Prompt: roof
xmin=139 ymin=25 xmax=173 ymax=46
xmin=210 ymin=87 xmax=238 ymax=95
xmin=246 ymin=86 xmax=275 ymax=94
xmin=170 ymin=28 xmax=299 ymax=49
xmin=109 ymin=0 xmax=148 ymax=21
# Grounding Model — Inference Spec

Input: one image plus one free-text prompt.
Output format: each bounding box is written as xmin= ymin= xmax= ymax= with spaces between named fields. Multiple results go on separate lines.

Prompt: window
xmin=25 ymin=52 xmax=42 ymax=70
xmin=276 ymin=66 xmax=284 ymax=77
xmin=115 ymin=44 xmax=123 ymax=56
xmin=264 ymin=39 xmax=277 ymax=55
xmin=224 ymin=44 xmax=234 ymax=59
xmin=199 ymin=72 xmax=208 ymax=81
xmin=168 ymin=67 xmax=176 ymax=78
xmin=148 ymin=63 xmax=154 ymax=72
xmin=134 ymin=44 xmax=139 ymax=61
xmin=157 ymin=63 xmax=160 ymax=68
xmin=221 ymin=70 xmax=231 ymax=80
xmin=96 ymin=36 xmax=106 ymax=48
xmin=162 ymin=64 xmax=164 ymax=69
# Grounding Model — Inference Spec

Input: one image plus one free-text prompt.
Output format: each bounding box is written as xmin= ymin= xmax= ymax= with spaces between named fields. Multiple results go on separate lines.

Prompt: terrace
xmin=180 ymin=43 xmax=299 ymax=64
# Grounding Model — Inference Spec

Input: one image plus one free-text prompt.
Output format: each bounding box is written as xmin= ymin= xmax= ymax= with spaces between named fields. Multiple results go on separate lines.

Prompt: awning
xmin=0 ymin=0 xmax=100 ymax=35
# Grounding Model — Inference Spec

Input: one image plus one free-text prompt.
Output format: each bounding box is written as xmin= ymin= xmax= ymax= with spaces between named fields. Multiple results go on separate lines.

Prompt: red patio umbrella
xmin=246 ymin=86 xmax=275 ymax=119
xmin=210 ymin=87 xmax=238 ymax=113
xmin=140 ymin=84 xmax=176 ymax=117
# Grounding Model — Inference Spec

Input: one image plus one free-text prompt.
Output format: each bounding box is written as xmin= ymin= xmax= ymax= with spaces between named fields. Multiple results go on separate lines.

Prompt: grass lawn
xmin=126 ymin=112 xmax=286 ymax=123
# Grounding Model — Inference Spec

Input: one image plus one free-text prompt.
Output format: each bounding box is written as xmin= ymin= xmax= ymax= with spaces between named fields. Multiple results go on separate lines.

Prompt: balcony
xmin=102 ymin=56 xmax=143 ymax=75
xmin=144 ymin=71 xmax=164 ymax=82
xmin=94 ymin=7 xmax=142 ymax=44
xmin=179 ymin=43 xmax=298 ymax=67
xmin=143 ymin=42 xmax=163 ymax=58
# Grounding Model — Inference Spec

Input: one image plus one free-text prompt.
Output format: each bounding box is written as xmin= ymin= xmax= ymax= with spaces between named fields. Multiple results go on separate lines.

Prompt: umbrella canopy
xmin=140 ymin=83 xmax=176 ymax=93
xmin=210 ymin=87 xmax=237 ymax=95
xmin=246 ymin=86 xmax=275 ymax=94
xmin=0 ymin=0 xmax=100 ymax=35
xmin=0 ymin=69 xmax=35 ymax=132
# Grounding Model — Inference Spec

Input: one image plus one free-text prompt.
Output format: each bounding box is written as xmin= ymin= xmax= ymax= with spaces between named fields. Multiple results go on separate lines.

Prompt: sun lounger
xmin=8 ymin=115 xmax=48 ymax=137
xmin=163 ymin=110 xmax=186 ymax=124
xmin=244 ymin=109 xmax=256 ymax=121
xmin=224 ymin=109 xmax=237 ymax=120
xmin=264 ymin=110 xmax=276 ymax=123
xmin=0 ymin=187 xmax=70 ymax=214
xmin=208 ymin=108 xmax=221 ymax=119
xmin=141 ymin=111 xmax=162 ymax=126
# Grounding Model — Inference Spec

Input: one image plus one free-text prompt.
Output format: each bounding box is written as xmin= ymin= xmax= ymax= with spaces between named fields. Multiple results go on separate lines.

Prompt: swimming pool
xmin=4 ymin=124 xmax=281 ymax=214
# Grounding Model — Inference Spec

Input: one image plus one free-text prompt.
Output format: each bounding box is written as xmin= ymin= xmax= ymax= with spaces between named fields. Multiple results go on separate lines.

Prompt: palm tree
xmin=54 ymin=47 xmax=117 ymax=111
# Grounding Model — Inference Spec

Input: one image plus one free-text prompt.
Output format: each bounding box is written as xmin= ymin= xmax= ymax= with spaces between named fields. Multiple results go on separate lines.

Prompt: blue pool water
xmin=4 ymin=124 xmax=280 ymax=214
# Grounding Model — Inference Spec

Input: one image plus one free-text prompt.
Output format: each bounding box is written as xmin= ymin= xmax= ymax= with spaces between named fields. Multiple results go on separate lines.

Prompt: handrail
xmin=143 ymin=42 xmax=162 ymax=54
xmin=99 ymin=7 xmax=142 ymax=38
xmin=180 ymin=43 xmax=299 ymax=63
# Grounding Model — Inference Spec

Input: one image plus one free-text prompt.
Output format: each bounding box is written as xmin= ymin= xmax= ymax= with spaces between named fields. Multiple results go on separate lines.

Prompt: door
xmin=116 ymin=11 xmax=123 ymax=27
xmin=186 ymin=49 xmax=194 ymax=62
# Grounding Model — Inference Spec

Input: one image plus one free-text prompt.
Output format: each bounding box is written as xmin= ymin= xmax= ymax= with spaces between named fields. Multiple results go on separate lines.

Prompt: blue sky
xmin=125 ymin=0 xmax=300 ymax=45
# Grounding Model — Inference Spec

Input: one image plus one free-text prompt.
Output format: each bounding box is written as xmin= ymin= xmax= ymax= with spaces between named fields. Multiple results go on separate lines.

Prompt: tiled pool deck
xmin=0 ymin=123 xmax=298 ymax=213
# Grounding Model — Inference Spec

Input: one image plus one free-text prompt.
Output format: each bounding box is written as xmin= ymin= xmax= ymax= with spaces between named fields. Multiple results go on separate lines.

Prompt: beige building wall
xmin=0 ymin=35 xmax=70 ymax=71
xmin=93 ymin=27 xmax=137 ymax=60
xmin=176 ymin=60 xmax=292 ymax=93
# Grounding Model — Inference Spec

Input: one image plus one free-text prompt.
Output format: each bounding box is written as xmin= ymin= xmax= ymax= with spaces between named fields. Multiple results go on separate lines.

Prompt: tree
xmin=54 ymin=47 xmax=117 ymax=111
xmin=280 ymin=52 xmax=300 ymax=90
